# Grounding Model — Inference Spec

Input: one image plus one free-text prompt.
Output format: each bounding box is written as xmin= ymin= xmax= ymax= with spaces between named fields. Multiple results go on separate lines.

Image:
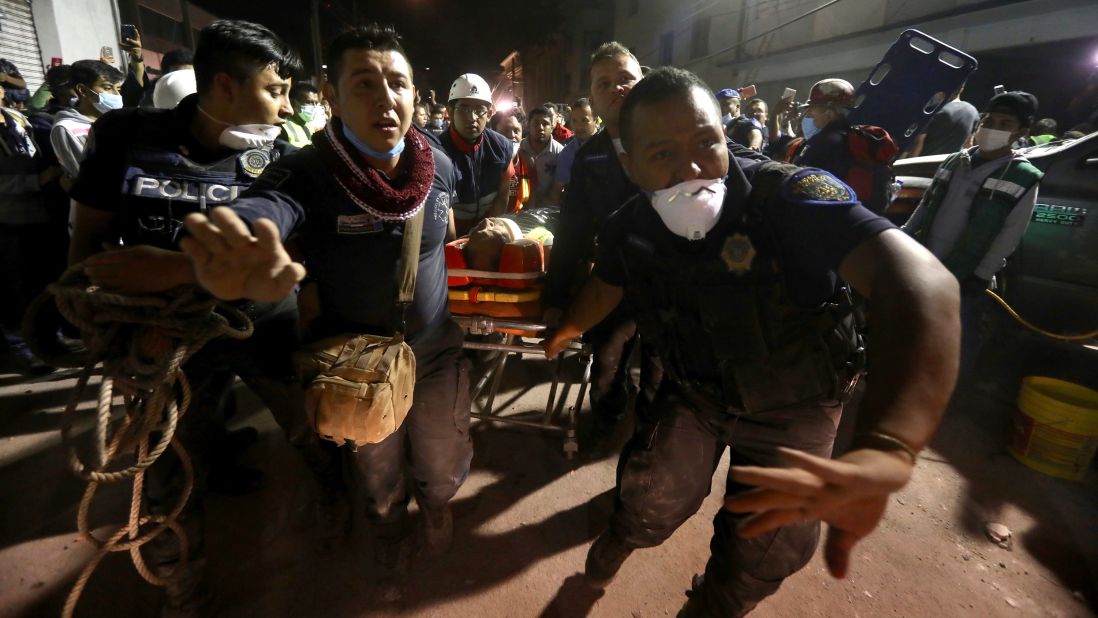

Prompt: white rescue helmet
xmin=448 ymin=73 xmax=493 ymax=104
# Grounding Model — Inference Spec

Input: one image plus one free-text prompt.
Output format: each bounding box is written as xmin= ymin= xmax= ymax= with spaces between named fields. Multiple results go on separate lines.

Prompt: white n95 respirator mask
xmin=649 ymin=177 xmax=727 ymax=241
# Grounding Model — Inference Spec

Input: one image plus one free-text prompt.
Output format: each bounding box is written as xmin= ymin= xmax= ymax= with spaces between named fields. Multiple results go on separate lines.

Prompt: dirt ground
xmin=1 ymin=325 xmax=1096 ymax=618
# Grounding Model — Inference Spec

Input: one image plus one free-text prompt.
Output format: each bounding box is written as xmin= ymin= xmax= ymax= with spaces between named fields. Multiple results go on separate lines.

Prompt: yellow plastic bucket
xmin=1010 ymin=377 xmax=1098 ymax=480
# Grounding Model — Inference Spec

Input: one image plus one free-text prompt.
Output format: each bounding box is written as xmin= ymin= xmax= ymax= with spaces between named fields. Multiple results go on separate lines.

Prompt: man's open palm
xmin=180 ymin=207 xmax=305 ymax=301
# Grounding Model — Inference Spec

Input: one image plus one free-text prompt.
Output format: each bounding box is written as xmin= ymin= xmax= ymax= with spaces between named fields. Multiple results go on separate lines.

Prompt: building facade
xmin=614 ymin=0 xmax=1098 ymax=116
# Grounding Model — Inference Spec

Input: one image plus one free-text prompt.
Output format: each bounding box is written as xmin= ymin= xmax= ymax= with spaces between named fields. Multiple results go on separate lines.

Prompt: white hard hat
xmin=153 ymin=68 xmax=197 ymax=110
xmin=448 ymin=73 xmax=492 ymax=104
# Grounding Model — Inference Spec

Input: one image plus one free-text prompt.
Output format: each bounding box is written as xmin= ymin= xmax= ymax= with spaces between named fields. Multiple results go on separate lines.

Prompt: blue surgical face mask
xmin=341 ymin=122 xmax=405 ymax=160
xmin=721 ymin=113 xmax=733 ymax=125
xmin=297 ymin=103 xmax=322 ymax=124
xmin=801 ymin=115 xmax=820 ymax=140
xmin=93 ymin=90 xmax=124 ymax=114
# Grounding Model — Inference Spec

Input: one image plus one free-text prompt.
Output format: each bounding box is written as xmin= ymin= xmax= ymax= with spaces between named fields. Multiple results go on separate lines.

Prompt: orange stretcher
xmin=446 ymin=236 xmax=589 ymax=458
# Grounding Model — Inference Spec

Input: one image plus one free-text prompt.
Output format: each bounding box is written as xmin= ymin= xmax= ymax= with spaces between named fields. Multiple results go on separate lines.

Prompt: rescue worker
xmin=67 ymin=20 xmax=336 ymax=616
xmin=543 ymin=67 xmax=960 ymax=617
xmin=440 ymin=72 xmax=514 ymax=236
xmin=793 ymin=79 xmax=856 ymax=159
xmin=793 ymin=78 xmax=897 ymax=213
xmin=279 ymin=81 xmax=323 ymax=147
xmin=903 ymin=91 xmax=1042 ymax=372
xmin=542 ymin=42 xmax=656 ymax=433
xmin=178 ymin=23 xmax=471 ymax=602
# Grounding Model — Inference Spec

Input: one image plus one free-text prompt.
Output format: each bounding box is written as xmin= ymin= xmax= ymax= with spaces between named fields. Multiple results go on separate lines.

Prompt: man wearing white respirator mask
xmin=903 ymin=90 xmax=1042 ymax=373
xmin=544 ymin=67 xmax=960 ymax=617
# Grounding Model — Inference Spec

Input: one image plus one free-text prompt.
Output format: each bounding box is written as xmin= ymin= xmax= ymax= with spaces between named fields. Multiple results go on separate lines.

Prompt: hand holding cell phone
xmin=100 ymin=46 xmax=115 ymax=65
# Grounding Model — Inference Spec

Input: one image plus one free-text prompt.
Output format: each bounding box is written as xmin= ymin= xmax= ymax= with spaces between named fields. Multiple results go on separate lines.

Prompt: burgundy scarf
xmin=313 ymin=117 xmax=435 ymax=221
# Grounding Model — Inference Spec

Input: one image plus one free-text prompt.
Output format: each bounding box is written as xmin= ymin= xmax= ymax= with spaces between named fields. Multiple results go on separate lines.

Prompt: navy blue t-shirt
xmin=230 ymin=143 xmax=457 ymax=345
xmin=595 ymin=164 xmax=894 ymax=308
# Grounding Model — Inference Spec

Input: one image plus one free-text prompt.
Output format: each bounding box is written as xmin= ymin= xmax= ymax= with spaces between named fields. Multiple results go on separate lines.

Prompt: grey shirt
xmin=520 ymin=137 xmax=563 ymax=209
xmin=919 ymin=100 xmax=980 ymax=156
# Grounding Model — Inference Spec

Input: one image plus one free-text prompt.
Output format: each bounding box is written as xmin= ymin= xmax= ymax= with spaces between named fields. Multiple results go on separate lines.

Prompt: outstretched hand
xmin=180 ymin=207 xmax=305 ymax=302
xmin=725 ymin=447 xmax=914 ymax=579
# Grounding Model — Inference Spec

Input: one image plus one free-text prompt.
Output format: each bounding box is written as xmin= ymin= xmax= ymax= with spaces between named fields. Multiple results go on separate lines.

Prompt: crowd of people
xmin=1 ymin=15 xmax=1095 ymax=618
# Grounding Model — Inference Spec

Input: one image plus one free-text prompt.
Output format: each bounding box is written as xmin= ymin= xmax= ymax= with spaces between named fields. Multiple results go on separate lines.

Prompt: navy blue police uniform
xmin=592 ymin=159 xmax=892 ymax=617
xmin=228 ymin=134 xmax=473 ymax=533
xmin=440 ymin=126 xmax=512 ymax=235
xmin=68 ymin=93 xmax=334 ymax=581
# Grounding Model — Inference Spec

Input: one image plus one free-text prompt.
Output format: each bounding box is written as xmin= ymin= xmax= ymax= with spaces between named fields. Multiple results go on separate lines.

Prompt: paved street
xmin=1 ymin=333 xmax=1096 ymax=617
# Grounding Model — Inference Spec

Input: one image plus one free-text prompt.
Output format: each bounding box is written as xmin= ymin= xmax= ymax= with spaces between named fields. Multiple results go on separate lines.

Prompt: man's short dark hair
xmin=162 ymin=49 xmax=194 ymax=75
xmin=70 ymin=60 xmax=124 ymax=89
xmin=490 ymin=107 xmax=526 ymax=132
xmin=571 ymin=97 xmax=592 ymax=111
xmin=589 ymin=41 xmax=638 ymax=74
xmin=529 ymin=105 xmax=553 ymax=123
xmin=44 ymin=64 xmax=72 ymax=89
xmin=290 ymin=81 xmax=318 ymax=103
xmin=620 ymin=66 xmax=716 ymax=152
xmin=325 ymin=23 xmax=409 ymax=86
xmin=193 ymin=20 xmax=301 ymax=93
xmin=431 ymin=103 xmax=447 ymax=115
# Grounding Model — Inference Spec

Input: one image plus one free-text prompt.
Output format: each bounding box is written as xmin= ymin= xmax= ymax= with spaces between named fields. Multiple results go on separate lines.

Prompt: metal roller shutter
xmin=0 ymin=0 xmax=45 ymax=91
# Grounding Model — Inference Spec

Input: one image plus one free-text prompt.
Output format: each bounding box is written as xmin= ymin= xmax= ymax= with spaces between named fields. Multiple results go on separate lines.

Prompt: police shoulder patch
xmin=784 ymin=169 xmax=855 ymax=204
xmin=239 ymin=148 xmax=271 ymax=178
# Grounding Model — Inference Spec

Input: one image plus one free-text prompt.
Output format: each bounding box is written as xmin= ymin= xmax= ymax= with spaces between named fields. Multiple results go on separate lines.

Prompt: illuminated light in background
xmin=495 ymin=99 xmax=514 ymax=112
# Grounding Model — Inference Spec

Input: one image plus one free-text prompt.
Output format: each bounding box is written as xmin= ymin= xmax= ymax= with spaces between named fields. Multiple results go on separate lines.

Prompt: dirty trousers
xmin=609 ymin=385 xmax=842 ymax=617
xmin=585 ymin=305 xmax=663 ymax=417
xmin=142 ymin=297 xmax=337 ymax=569
xmin=353 ymin=318 xmax=473 ymax=531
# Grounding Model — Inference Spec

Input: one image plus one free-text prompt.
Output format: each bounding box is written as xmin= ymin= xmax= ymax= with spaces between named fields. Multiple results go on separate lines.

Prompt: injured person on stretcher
xmin=460 ymin=206 xmax=559 ymax=271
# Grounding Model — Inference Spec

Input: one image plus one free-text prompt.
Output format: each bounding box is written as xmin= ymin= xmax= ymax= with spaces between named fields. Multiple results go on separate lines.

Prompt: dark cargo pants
xmin=143 ymin=297 xmax=339 ymax=569
xmin=354 ymin=319 xmax=473 ymax=531
xmin=609 ymin=385 xmax=842 ymax=617
xmin=585 ymin=305 xmax=663 ymax=419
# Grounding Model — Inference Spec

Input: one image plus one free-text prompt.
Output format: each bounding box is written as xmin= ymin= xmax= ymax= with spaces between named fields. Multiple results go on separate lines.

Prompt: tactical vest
xmin=620 ymin=163 xmax=864 ymax=414
xmin=118 ymin=117 xmax=280 ymax=249
xmin=906 ymin=148 xmax=1043 ymax=280
xmin=441 ymin=127 xmax=511 ymax=231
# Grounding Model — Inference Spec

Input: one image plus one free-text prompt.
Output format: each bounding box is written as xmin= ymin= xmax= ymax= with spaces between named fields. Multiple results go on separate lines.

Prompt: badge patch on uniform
xmin=720 ymin=233 xmax=756 ymax=274
xmin=337 ymin=213 xmax=384 ymax=235
xmin=239 ymin=149 xmax=271 ymax=178
xmin=788 ymin=171 xmax=854 ymax=202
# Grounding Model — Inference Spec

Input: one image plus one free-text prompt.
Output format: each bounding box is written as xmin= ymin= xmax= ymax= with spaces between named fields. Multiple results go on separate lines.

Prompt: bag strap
xmin=394 ymin=207 xmax=424 ymax=334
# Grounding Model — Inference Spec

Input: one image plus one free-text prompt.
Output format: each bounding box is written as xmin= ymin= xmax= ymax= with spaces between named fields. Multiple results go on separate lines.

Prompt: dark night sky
xmin=191 ymin=0 xmax=561 ymax=93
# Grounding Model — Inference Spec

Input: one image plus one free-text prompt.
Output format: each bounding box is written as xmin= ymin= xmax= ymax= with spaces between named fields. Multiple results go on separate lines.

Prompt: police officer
xmin=542 ymin=42 xmax=656 ymax=432
xmin=179 ymin=24 xmax=471 ymax=601
xmin=543 ymin=67 xmax=960 ymax=616
xmin=440 ymin=72 xmax=514 ymax=237
xmin=67 ymin=20 xmax=336 ymax=616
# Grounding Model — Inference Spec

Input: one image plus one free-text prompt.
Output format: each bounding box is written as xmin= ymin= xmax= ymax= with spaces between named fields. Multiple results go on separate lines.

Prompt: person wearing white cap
xmin=439 ymin=72 xmax=515 ymax=236
xmin=151 ymin=67 xmax=197 ymax=110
